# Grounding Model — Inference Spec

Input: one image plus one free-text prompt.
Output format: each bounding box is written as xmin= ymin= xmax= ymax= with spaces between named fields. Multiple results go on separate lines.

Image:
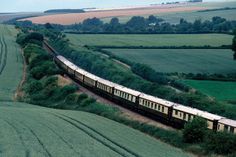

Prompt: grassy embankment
xmin=0 ymin=24 xmax=23 ymax=101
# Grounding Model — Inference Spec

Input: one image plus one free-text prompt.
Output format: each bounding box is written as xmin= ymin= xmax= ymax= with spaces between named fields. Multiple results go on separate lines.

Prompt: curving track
xmin=0 ymin=102 xmax=192 ymax=157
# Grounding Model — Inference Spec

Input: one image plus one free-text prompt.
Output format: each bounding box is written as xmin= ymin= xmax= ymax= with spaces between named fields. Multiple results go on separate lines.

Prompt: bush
xmin=25 ymin=80 xmax=43 ymax=94
xmin=183 ymin=117 xmax=208 ymax=143
xmin=204 ymin=131 xmax=236 ymax=155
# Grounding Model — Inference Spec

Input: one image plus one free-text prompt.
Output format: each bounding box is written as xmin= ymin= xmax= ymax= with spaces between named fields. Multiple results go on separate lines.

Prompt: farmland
xmin=20 ymin=4 xmax=206 ymax=25
xmin=0 ymin=24 xmax=23 ymax=101
xmin=0 ymin=13 xmax=44 ymax=23
xmin=0 ymin=102 xmax=191 ymax=157
xmin=67 ymin=34 xmax=233 ymax=47
xmin=102 ymin=1 xmax=236 ymax=23
xmin=105 ymin=49 xmax=236 ymax=74
xmin=182 ymin=80 xmax=236 ymax=102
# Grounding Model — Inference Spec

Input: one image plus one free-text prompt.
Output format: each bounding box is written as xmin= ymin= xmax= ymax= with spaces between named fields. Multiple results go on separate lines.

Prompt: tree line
xmin=12 ymin=15 xmax=236 ymax=34
xmin=63 ymin=15 xmax=236 ymax=34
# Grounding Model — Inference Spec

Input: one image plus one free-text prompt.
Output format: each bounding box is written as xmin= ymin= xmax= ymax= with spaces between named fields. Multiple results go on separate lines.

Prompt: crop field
xmin=182 ymin=80 xmax=236 ymax=102
xmin=67 ymin=33 xmax=233 ymax=47
xmin=0 ymin=24 xmax=23 ymax=101
xmin=102 ymin=1 xmax=236 ymax=23
xmin=20 ymin=4 xmax=206 ymax=25
xmin=106 ymin=49 xmax=236 ymax=74
xmin=0 ymin=102 xmax=191 ymax=157
xmin=0 ymin=13 xmax=43 ymax=23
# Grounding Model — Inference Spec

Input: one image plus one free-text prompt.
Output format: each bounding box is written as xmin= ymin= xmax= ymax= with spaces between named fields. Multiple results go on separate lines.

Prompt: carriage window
xmin=188 ymin=115 xmax=191 ymax=121
xmin=230 ymin=127 xmax=234 ymax=133
xmin=158 ymin=105 xmax=160 ymax=110
xmin=175 ymin=110 xmax=178 ymax=115
xmin=224 ymin=125 xmax=229 ymax=131
xmin=162 ymin=106 xmax=164 ymax=112
xmin=183 ymin=113 xmax=186 ymax=120
xmin=154 ymin=104 xmax=157 ymax=109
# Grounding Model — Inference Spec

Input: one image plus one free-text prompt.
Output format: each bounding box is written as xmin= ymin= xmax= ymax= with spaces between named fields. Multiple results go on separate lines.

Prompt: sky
xmin=0 ymin=0 xmax=228 ymax=12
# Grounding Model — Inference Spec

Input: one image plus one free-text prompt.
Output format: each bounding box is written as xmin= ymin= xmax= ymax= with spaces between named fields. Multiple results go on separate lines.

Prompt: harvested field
xmin=0 ymin=102 xmax=191 ymax=157
xmin=21 ymin=5 xmax=206 ymax=25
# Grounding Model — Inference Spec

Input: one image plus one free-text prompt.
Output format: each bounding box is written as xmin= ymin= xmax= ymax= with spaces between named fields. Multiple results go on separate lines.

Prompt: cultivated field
xmin=0 ymin=13 xmax=44 ymax=23
xmin=21 ymin=4 xmax=206 ymax=25
xmin=102 ymin=1 xmax=236 ymax=23
xmin=0 ymin=24 xmax=23 ymax=101
xmin=106 ymin=49 xmax=236 ymax=74
xmin=67 ymin=34 xmax=233 ymax=47
xmin=182 ymin=80 xmax=236 ymax=102
xmin=0 ymin=102 xmax=191 ymax=157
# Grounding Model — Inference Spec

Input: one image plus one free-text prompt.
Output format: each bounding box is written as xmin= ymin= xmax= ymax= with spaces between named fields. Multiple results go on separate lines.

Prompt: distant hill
xmin=44 ymin=9 xmax=85 ymax=14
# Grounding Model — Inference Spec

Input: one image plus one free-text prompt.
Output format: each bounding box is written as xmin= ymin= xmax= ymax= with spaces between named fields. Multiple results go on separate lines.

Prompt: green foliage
xmin=16 ymin=32 xmax=43 ymax=47
xmin=65 ymin=15 xmax=236 ymax=33
xmin=204 ymin=131 xmax=236 ymax=155
xmin=25 ymin=80 xmax=43 ymax=94
xmin=183 ymin=117 xmax=208 ymax=143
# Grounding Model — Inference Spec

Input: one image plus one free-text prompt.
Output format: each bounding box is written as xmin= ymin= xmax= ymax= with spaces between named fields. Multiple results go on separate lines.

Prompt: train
xmin=44 ymin=41 xmax=236 ymax=133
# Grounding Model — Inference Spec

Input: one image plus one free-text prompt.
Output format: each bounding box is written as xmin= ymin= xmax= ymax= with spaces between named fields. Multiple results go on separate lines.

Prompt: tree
xmin=45 ymin=23 xmax=53 ymax=29
xmin=126 ymin=16 xmax=146 ymax=32
xmin=232 ymin=29 xmax=236 ymax=60
xmin=183 ymin=117 xmax=208 ymax=143
xmin=193 ymin=19 xmax=202 ymax=32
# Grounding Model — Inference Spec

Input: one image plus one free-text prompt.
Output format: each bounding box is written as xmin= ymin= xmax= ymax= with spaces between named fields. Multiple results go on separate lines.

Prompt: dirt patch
xmin=14 ymin=49 xmax=26 ymax=101
xmin=20 ymin=5 xmax=207 ymax=25
xmin=57 ymin=75 xmax=73 ymax=86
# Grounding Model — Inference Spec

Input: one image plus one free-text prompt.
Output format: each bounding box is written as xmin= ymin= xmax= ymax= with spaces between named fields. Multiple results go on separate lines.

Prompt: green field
xmin=0 ymin=102 xmax=191 ymax=157
xmin=182 ymin=80 xmax=236 ymax=102
xmin=67 ymin=34 xmax=233 ymax=47
xmin=0 ymin=24 xmax=23 ymax=101
xmin=102 ymin=1 xmax=236 ymax=24
xmin=106 ymin=49 xmax=236 ymax=74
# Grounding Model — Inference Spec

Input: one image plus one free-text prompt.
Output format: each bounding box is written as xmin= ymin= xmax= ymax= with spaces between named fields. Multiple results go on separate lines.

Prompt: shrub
xmin=25 ymin=80 xmax=43 ymax=94
xmin=204 ymin=131 xmax=236 ymax=155
xmin=183 ymin=117 xmax=208 ymax=143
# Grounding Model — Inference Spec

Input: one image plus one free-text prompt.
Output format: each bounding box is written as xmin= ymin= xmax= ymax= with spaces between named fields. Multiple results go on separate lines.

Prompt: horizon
xmin=0 ymin=0 xmax=229 ymax=13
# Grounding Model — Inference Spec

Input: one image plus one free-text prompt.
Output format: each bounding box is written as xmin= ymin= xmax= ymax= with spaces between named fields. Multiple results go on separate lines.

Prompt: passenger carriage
xmin=83 ymin=73 xmax=100 ymax=87
xmin=113 ymin=85 xmax=141 ymax=109
xmin=172 ymin=105 xmax=223 ymax=130
xmin=96 ymin=78 xmax=117 ymax=97
xmin=218 ymin=119 xmax=236 ymax=134
xmin=138 ymin=94 xmax=174 ymax=122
